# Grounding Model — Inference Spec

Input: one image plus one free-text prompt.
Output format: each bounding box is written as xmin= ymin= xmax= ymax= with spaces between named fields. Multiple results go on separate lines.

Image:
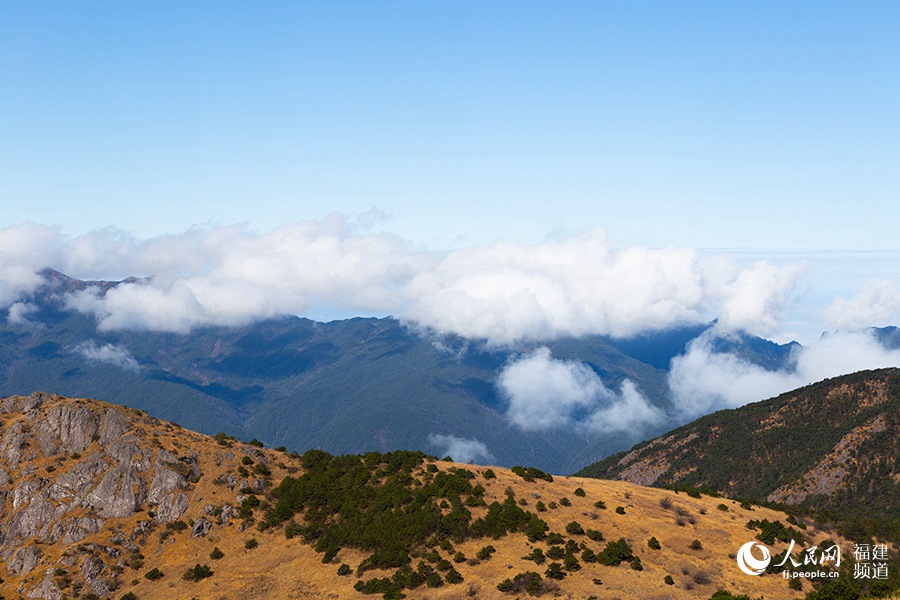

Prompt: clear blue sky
xmin=2 ymin=1 xmax=898 ymax=250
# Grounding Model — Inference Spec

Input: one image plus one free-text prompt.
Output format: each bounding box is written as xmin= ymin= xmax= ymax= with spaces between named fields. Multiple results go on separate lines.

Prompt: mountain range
xmin=0 ymin=269 xmax=826 ymax=474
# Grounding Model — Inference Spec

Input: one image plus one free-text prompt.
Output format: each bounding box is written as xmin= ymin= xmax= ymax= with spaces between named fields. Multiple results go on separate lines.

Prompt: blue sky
xmin=3 ymin=2 xmax=898 ymax=248
xmin=2 ymin=2 xmax=900 ymax=346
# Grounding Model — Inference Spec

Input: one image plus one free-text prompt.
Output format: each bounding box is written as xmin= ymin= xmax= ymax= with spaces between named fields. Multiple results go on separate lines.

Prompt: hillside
xmin=0 ymin=392 xmax=867 ymax=600
xmin=0 ymin=269 xmax=798 ymax=475
xmin=576 ymin=368 xmax=900 ymax=529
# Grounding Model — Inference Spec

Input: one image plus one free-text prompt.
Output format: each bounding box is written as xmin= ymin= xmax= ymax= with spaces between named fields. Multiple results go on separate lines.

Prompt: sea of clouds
xmin=3 ymin=216 xmax=900 ymax=443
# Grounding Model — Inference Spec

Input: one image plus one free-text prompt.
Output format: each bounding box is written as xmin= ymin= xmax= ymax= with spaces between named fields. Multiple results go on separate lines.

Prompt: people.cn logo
xmin=736 ymin=541 xmax=772 ymax=576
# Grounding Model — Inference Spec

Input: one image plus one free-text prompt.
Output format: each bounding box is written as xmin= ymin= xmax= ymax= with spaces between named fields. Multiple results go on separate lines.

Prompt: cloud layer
xmin=496 ymin=347 xmax=663 ymax=434
xmin=1 ymin=219 xmax=804 ymax=342
xmin=668 ymin=329 xmax=900 ymax=419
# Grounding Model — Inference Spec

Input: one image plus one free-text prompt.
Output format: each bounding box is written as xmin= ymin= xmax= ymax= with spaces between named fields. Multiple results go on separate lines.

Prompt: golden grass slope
xmin=0 ymin=394 xmax=850 ymax=600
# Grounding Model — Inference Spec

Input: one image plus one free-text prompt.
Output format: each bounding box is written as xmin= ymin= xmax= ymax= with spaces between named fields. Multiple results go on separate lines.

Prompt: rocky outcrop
xmin=0 ymin=392 xmax=274 ymax=600
xmin=0 ymin=393 xmax=209 ymax=597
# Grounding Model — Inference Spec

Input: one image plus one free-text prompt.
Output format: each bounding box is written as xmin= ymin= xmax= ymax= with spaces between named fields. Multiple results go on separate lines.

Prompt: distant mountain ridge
xmin=576 ymin=368 xmax=900 ymax=523
xmin=2 ymin=269 xmax=800 ymax=474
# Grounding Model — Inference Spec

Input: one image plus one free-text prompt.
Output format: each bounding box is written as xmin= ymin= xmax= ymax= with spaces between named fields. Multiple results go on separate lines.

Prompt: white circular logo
xmin=736 ymin=541 xmax=771 ymax=576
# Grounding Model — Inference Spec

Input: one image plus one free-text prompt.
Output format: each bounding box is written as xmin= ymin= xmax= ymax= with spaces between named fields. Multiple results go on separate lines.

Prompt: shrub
xmin=544 ymin=562 xmax=566 ymax=580
xmin=664 ymin=575 xmax=674 ymax=585
xmin=182 ymin=564 xmax=213 ymax=581
xmin=559 ymin=497 xmax=571 ymax=507
xmin=593 ymin=500 xmax=607 ymax=509
xmin=565 ymin=521 xmax=584 ymax=535
xmin=630 ymin=556 xmax=643 ymax=571
xmin=659 ymin=497 xmax=673 ymax=509
xmin=209 ymin=547 xmax=224 ymax=560
xmin=547 ymin=546 xmax=565 ymax=559
xmin=482 ymin=469 xmax=496 ymax=479
xmin=523 ymin=548 xmax=545 ymax=564
xmin=788 ymin=577 xmax=802 ymax=591
xmin=245 ymin=538 xmax=259 ymax=550
xmin=648 ymin=536 xmax=661 ymax=550
xmin=144 ymin=568 xmax=164 ymax=580
xmin=476 ymin=546 xmax=496 ymax=561
xmin=498 ymin=571 xmax=542 ymax=595
xmin=574 ymin=487 xmax=586 ymax=497
xmin=453 ymin=551 xmax=466 ymax=563
xmin=689 ymin=539 xmax=703 ymax=550
xmin=586 ymin=529 xmax=603 ymax=542
xmin=248 ymin=438 xmax=264 ymax=447
xmin=597 ymin=539 xmax=634 ymax=566
xmin=510 ymin=465 xmax=553 ymax=482
xmin=615 ymin=506 xmax=626 ymax=514
xmin=717 ymin=503 xmax=729 ymax=511
xmin=241 ymin=456 xmax=253 ymax=465
xmin=120 ymin=594 xmax=138 ymax=600
xmin=445 ymin=568 xmax=463 ymax=584
xmin=535 ymin=501 xmax=546 ymax=512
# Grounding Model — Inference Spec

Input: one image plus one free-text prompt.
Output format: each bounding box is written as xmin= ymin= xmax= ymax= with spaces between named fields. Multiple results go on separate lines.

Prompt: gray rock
xmin=104 ymin=436 xmax=149 ymax=470
xmin=7 ymin=545 xmax=42 ymax=575
xmin=147 ymin=449 xmax=187 ymax=504
xmin=32 ymin=403 xmax=100 ymax=456
xmin=85 ymin=464 xmax=147 ymax=518
xmin=80 ymin=554 xmax=104 ymax=581
xmin=48 ymin=516 xmax=105 ymax=544
xmin=2 ymin=421 xmax=28 ymax=467
xmin=192 ymin=519 xmax=212 ymax=537
xmin=220 ymin=504 xmax=233 ymax=524
xmin=4 ymin=492 xmax=67 ymax=545
xmin=155 ymin=492 xmax=189 ymax=523
xmin=98 ymin=407 xmax=130 ymax=444
xmin=1 ymin=392 xmax=48 ymax=414
xmin=25 ymin=569 xmax=63 ymax=600
xmin=13 ymin=478 xmax=47 ymax=512
xmin=48 ymin=454 xmax=109 ymax=505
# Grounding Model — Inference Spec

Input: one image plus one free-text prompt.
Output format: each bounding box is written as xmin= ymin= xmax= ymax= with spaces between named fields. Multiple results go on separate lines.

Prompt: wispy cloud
xmin=74 ymin=340 xmax=142 ymax=372
xmin=6 ymin=302 xmax=38 ymax=327
xmin=427 ymin=433 xmax=494 ymax=464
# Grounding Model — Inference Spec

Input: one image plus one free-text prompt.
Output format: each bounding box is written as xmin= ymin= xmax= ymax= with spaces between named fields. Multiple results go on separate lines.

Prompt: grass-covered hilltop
xmin=2 ymin=392 xmax=897 ymax=599
xmin=578 ymin=368 xmax=900 ymax=546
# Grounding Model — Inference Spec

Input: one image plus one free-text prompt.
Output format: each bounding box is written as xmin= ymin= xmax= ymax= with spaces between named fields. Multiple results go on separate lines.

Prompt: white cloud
xmin=826 ymin=278 xmax=900 ymax=331
xmin=717 ymin=261 xmax=805 ymax=337
xmin=668 ymin=330 xmax=900 ymax=419
xmin=74 ymin=340 xmax=142 ymax=372
xmin=7 ymin=302 xmax=38 ymax=327
xmin=497 ymin=347 xmax=663 ymax=435
xmin=584 ymin=379 xmax=665 ymax=435
xmin=0 ymin=219 xmax=806 ymax=342
xmin=427 ymin=433 xmax=494 ymax=464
